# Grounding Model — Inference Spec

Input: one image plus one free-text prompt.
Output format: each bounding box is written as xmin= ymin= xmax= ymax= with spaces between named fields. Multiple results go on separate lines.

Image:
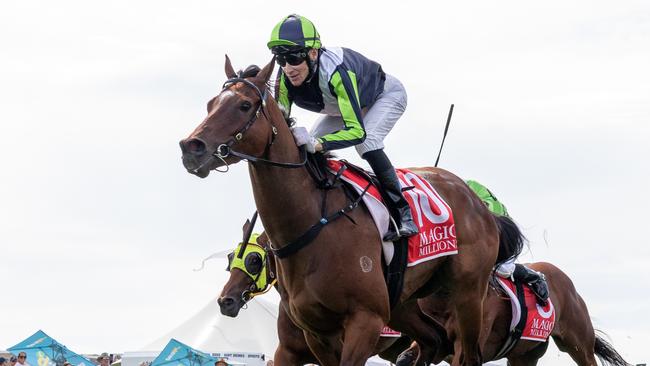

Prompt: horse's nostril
xmin=184 ymin=138 xmax=207 ymax=157
xmin=219 ymin=296 xmax=234 ymax=307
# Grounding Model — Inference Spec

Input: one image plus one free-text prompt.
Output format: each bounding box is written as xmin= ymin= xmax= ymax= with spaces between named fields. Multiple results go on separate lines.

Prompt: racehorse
xmin=396 ymin=262 xmax=631 ymax=366
xmin=218 ymin=225 xmax=414 ymax=365
xmin=180 ymin=56 xmax=525 ymax=366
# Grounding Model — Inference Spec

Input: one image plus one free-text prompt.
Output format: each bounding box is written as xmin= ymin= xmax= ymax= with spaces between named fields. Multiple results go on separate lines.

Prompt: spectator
xmin=63 ymin=362 xmax=72 ymax=366
xmin=16 ymin=353 xmax=30 ymax=366
xmin=265 ymin=360 xmax=273 ymax=366
xmin=1 ymin=356 xmax=9 ymax=366
xmin=214 ymin=359 xmax=228 ymax=366
xmin=10 ymin=356 xmax=17 ymax=366
xmin=96 ymin=353 xmax=110 ymax=366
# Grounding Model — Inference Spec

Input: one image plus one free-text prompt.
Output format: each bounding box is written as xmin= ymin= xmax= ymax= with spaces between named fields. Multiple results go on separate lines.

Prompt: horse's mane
xmin=238 ymin=64 xmax=261 ymax=78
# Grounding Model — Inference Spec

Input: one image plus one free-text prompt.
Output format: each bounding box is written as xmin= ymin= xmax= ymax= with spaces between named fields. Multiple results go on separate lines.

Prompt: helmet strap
xmin=305 ymin=49 xmax=320 ymax=83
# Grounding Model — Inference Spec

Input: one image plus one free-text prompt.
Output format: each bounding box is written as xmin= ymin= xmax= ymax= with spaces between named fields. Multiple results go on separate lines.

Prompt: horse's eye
xmin=240 ymin=101 xmax=252 ymax=112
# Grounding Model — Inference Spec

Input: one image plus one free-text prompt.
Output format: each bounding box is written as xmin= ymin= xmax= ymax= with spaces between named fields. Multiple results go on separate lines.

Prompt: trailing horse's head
xmin=218 ymin=222 xmax=275 ymax=317
xmin=179 ymin=55 xmax=276 ymax=178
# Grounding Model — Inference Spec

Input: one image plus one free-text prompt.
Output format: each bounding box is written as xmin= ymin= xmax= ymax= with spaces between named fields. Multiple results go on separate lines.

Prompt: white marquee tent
xmin=121 ymin=297 xmax=279 ymax=366
xmin=143 ymin=297 xmax=280 ymax=356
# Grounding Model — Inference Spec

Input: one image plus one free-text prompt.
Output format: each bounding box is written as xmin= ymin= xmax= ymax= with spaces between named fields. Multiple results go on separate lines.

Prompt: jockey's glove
xmin=291 ymin=127 xmax=319 ymax=153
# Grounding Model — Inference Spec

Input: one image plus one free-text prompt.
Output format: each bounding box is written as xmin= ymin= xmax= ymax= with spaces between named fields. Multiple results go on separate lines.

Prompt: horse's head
xmin=217 ymin=224 xmax=275 ymax=317
xmin=179 ymin=55 xmax=280 ymax=178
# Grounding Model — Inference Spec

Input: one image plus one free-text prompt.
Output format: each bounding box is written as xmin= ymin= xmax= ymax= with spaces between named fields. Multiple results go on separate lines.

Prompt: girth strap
xmin=385 ymin=236 xmax=408 ymax=309
xmin=493 ymin=279 xmax=528 ymax=359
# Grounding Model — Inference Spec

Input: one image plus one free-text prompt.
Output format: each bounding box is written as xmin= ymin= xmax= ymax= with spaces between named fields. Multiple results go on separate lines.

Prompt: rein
xmin=205 ymin=77 xmax=308 ymax=172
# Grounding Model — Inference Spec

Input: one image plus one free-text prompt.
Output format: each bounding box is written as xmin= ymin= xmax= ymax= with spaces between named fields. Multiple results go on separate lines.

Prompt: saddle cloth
xmin=380 ymin=325 xmax=401 ymax=338
xmin=327 ymin=160 xmax=458 ymax=266
xmin=496 ymin=277 xmax=556 ymax=342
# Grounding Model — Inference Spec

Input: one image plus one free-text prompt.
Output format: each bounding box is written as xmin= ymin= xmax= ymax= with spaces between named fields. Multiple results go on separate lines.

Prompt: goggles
xmin=275 ymin=51 xmax=307 ymax=67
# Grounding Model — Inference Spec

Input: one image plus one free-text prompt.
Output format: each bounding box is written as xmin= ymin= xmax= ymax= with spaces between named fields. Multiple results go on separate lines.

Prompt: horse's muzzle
xmin=217 ymin=295 xmax=243 ymax=317
xmin=179 ymin=138 xmax=212 ymax=178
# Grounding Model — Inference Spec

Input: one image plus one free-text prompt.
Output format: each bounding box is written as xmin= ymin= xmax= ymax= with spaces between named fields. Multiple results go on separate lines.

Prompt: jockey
xmin=267 ymin=14 xmax=418 ymax=241
xmin=466 ymin=180 xmax=550 ymax=305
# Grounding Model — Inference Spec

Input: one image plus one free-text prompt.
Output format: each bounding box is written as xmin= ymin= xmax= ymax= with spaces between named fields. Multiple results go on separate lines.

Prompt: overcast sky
xmin=1 ymin=0 xmax=648 ymax=365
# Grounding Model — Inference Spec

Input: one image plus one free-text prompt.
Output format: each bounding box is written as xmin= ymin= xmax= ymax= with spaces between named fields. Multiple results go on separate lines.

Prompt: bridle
xmin=242 ymin=245 xmax=277 ymax=302
xmin=227 ymin=243 xmax=278 ymax=304
xmin=229 ymin=212 xmax=277 ymax=303
xmin=196 ymin=76 xmax=308 ymax=173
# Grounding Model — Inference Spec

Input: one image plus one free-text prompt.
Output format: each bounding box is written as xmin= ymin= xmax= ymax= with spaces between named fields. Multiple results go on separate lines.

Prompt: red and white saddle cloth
xmin=327 ymin=160 xmax=458 ymax=266
xmin=496 ymin=277 xmax=556 ymax=342
xmin=380 ymin=325 xmax=401 ymax=338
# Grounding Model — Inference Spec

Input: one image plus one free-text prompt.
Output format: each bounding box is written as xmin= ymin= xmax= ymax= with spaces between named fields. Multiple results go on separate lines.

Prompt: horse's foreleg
xmin=272 ymin=344 xmax=313 ymax=366
xmin=390 ymin=301 xmax=447 ymax=365
xmin=339 ymin=310 xmax=384 ymax=366
xmin=507 ymin=355 xmax=543 ymax=366
xmin=275 ymin=304 xmax=319 ymax=365
xmin=303 ymin=331 xmax=341 ymax=366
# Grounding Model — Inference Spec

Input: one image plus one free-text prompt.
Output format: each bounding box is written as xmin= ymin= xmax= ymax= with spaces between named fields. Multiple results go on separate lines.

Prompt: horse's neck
xmin=248 ymin=130 xmax=324 ymax=248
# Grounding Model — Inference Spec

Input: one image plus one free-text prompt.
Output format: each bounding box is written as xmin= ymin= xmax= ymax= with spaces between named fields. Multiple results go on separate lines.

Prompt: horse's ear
xmin=224 ymin=54 xmax=237 ymax=79
xmin=242 ymin=219 xmax=251 ymax=236
xmin=256 ymin=57 xmax=276 ymax=84
xmin=257 ymin=232 xmax=269 ymax=246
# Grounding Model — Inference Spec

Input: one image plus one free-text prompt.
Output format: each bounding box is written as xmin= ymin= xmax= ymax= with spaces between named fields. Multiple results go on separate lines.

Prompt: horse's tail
xmin=594 ymin=331 xmax=631 ymax=366
xmin=494 ymin=215 xmax=526 ymax=267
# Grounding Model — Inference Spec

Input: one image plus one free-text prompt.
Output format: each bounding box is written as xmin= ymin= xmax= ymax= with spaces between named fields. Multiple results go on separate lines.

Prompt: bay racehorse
xmin=396 ymin=262 xmax=631 ymax=366
xmin=180 ymin=56 xmax=524 ymax=366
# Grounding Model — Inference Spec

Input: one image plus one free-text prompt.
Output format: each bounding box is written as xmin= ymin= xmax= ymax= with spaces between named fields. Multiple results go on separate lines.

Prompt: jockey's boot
xmin=514 ymin=264 xmax=549 ymax=305
xmin=363 ymin=149 xmax=419 ymax=242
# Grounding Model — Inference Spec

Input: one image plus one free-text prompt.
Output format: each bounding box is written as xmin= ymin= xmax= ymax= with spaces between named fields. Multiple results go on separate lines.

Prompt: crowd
xmin=0 ymin=350 xmax=270 ymax=366
xmin=0 ymin=352 xmax=30 ymax=366
xmin=0 ymin=352 xmax=114 ymax=366
xmin=0 ymin=352 xmax=28 ymax=366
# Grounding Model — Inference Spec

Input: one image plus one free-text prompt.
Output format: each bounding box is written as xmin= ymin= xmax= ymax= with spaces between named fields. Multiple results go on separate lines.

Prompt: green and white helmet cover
xmin=466 ymin=180 xmax=510 ymax=217
xmin=268 ymin=14 xmax=321 ymax=50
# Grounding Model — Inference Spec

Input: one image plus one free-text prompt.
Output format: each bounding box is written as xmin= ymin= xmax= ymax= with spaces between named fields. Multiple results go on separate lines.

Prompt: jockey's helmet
xmin=267 ymin=14 xmax=321 ymax=53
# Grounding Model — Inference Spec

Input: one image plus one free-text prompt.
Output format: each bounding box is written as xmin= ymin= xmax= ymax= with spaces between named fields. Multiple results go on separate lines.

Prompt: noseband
xmin=204 ymin=76 xmax=307 ymax=171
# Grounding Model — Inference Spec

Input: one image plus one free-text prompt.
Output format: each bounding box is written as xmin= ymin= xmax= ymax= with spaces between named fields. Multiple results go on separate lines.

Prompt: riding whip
xmin=434 ymin=104 xmax=454 ymax=167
